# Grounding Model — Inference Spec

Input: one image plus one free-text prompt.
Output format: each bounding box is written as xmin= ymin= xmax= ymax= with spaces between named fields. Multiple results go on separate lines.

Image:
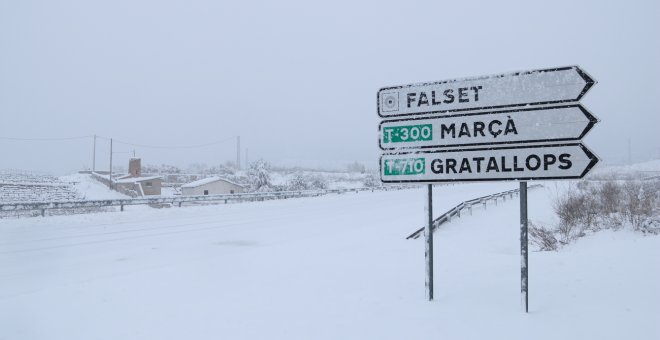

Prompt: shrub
xmin=247 ymin=159 xmax=272 ymax=191
xmin=529 ymin=222 xmax=559 ymax=251
xmin=553 ymin=180 xmax=659 ymax=240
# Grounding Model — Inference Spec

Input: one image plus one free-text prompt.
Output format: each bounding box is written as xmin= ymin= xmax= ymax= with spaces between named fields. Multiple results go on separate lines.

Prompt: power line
xmin=0 ymin=135 xmax=93 ymax=141
xmin=96 ymin=135 xmax=236 ymax=150
xmin=2 ymin=134 xmax=237 ymax=150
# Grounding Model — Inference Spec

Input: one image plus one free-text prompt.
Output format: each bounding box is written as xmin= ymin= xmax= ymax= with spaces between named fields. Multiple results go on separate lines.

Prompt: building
xmin=181 ymin=176 xmax=246 ymax=196
xmin=115 ymin=175 xmax=163 ymax=196
xmin=114 ymin=158 xmax=163 ymax=196
xmin=128 ymin=158 xmax=142 ymax=177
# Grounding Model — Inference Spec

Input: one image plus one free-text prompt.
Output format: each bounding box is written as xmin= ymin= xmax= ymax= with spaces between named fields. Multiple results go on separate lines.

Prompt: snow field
xmin=0 ymin=182 xmax=658 ymax=340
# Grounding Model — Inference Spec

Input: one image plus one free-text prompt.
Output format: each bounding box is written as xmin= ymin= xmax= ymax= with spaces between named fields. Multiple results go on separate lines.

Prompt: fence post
xmin=41 ymin=209 xmax=45 ymax=217
xmin=120 ymin=203 xmax=124 ymax=212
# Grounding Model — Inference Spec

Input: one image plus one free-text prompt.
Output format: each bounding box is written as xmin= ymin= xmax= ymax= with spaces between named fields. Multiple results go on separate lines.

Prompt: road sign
xmin=379 ymin=104 xmax=598 ymax=150
xmin=379 ymin=143 xmax=598 ymax=183
xmin=377 ymin=66 xmax=595 ymax=118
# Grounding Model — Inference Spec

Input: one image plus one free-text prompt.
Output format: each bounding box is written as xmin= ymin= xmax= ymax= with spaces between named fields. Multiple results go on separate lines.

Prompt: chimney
xmin=128 ymin=158 xmax=141 ymax=177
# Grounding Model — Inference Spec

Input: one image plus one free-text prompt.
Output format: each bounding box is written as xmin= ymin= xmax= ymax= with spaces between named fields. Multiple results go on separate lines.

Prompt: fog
xmin=1 ymin=0 xmax=658 ymax=174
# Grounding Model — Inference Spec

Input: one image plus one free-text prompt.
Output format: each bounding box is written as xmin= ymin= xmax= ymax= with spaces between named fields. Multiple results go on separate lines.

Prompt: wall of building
xmin=92 ymin=172 xmax=161 ymax=197
xmin=115 ymin=183 xmax=141 ymax=197
xmin=140 ymin=179 xmax=162 ymax=196
xmin=182 ymin=180 xmax=244 ymax=196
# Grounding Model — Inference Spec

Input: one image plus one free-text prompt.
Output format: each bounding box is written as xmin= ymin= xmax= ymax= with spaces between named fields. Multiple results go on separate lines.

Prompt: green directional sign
xmin=380 ymin=143 xmax=599 ymax=183
xmin=379 ymin=105 xmax=598 ymax=150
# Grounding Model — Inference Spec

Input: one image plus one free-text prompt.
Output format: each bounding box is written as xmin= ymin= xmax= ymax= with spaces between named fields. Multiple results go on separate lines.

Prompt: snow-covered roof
xmin=181 ymin=176 xmax=245 ymax=189
xmin=115 ymin=176 xmax=162 ymax=184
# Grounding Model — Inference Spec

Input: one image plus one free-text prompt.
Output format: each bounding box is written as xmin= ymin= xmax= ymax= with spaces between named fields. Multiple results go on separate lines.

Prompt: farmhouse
xmin=113 ymin=158 xmax=163 ymax=196
xmin=115 ymin=175 xmax=162 ymax=196
xmin=181 ymin=177 xmax=246 ymax=196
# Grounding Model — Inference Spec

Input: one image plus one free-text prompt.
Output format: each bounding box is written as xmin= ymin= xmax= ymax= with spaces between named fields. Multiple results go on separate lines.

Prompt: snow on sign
xmin=379 ymin=104 xmax=599 ymax=150
xmin=379 ymin=143 xmax=599 ymax=183
xmin=377 ymin=66 xmax=595 ymax=118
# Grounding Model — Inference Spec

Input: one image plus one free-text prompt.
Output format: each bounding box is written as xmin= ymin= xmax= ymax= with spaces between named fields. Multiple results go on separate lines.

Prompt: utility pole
xmin=236 ymin=136 xmax=241 ymax=170
xmin=628 ymin=138 xmax=632 ymax=164
xmin=245 ymin=148 xmax=249 ymax=168
xmin=109 ymin=138 xmax=113 ymax=189
xmin=92 ymin=134 xmax=96 ymax=172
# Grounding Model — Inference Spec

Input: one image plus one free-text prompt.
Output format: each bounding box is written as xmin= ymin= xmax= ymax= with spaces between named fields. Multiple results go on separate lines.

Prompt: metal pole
xmin=520 ymin=181 xmax=529 ymax=313
xmin=425 ymin=184 xmax=434 ymax=301
xmin=109 ymin=138 xmax=113 ymax=190
xmin=236 ymin=136 xmax=241 ymax=170
xmin=92 ymin=134 xmax=96 ymax=172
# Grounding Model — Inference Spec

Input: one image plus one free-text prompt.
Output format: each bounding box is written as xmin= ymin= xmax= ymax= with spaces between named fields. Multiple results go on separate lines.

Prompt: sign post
xmin=377 ymin=65 xmax=598 ymax=312
xmin=520 ymin=181 xmax=529 ymax=313
xmin=426 ymin=184 xmax=433 ymax=301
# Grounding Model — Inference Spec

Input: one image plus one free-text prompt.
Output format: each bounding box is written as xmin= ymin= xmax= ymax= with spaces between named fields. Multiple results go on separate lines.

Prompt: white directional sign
xmin=379 ymin=143 xmax=599 ymax=183
xmin=379 ymin=104 xmax=598 ymax=150
xmin=378 ymin=66 xmax=595 ymax=118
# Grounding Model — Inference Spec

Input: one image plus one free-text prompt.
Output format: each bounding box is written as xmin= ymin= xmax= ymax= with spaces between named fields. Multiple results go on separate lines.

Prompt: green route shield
xmin=382 ymin=158 xmax=426 ymax=176
xmin=382 ymin=124 xmax=433 ymax=144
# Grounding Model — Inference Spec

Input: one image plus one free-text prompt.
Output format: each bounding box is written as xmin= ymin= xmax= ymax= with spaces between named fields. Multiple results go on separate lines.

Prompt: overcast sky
xmin=1 ymin=0 xmax=659 ymax=174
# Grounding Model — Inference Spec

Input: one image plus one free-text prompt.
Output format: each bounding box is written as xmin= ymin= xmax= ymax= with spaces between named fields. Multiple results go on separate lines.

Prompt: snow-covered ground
xmin=264 ymin=170 xmax=369 ymax=190
xmin=0 ymin=183 xmax=658 ymax=340
xmin=1 ymin=172 xmax=129 ymax=203
xmin=0 ymin=171 xmax=81 ymax=203
xmin=60 ymin=173 xmax=129 ymax=200
xmin=591 ymin=159 xmax=660 ymax=179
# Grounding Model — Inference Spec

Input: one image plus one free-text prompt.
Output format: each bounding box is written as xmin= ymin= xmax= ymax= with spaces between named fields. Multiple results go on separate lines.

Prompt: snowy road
xmin=1 ymin=183 xmax=658 ymax=340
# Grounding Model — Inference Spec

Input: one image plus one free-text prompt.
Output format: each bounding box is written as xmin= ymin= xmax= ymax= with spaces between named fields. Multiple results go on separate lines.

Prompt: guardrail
xmin=406 ymin=184 xmax=543 ymax=240
xmin=0 ymin=185 xmax=412 ymax=217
